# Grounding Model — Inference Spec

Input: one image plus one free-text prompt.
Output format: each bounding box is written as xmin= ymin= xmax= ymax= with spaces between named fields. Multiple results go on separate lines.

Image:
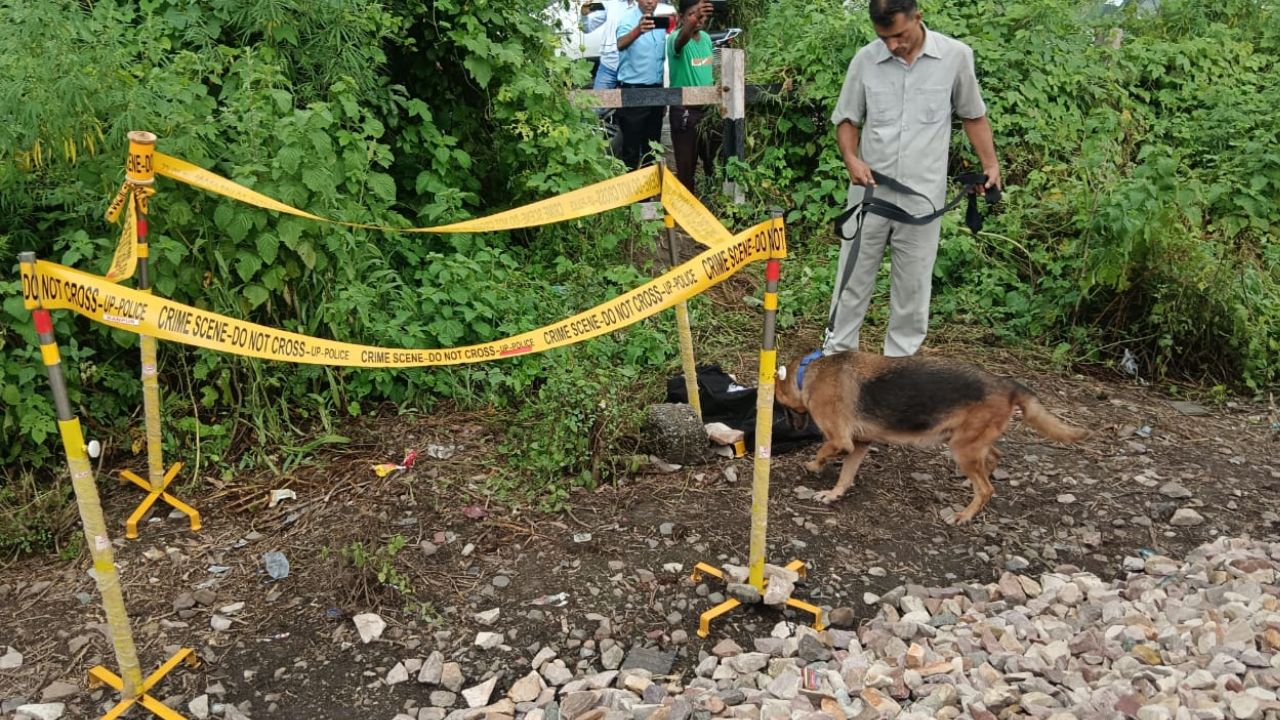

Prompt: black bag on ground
xmin=665 ymin=364 xmax=823 ymax=454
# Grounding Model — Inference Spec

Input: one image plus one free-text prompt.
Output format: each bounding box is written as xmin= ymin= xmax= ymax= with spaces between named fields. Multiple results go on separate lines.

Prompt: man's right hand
xmin=638 ymin=16 xmax=655 ymax=33
xmin=847 ymin=158 xmax=876 ymax=187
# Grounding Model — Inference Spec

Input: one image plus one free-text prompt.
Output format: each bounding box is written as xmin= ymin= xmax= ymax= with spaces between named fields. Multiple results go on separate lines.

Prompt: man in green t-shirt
xmin=666 ymin=0 xmax=716 ymax=194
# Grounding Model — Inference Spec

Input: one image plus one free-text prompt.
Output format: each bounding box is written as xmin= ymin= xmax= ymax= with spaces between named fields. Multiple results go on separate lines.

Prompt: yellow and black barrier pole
xmin=746 ymin=209 xmax=787 ymax=592
xmin=690 ymin=210 xmax=824 ymax=637
xmin=662 ymin=164 xmax=703 ymax=421
xmin=21 ymin=252 xmax=196 ymax=720
xmin=117 ymin=131 xmax=201 ymax=540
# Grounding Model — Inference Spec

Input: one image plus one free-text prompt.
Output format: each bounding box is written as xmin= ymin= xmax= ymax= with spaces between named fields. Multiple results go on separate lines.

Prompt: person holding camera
xmin=615 ymin=0 xmax=669 ymax=170
xmin=666 ymin=0 xmax=716 ymax=193
xmin=827 ymin=0 xmax=1001 ymax=357
xmin=581 ymin=1 xmax=636 ymax=92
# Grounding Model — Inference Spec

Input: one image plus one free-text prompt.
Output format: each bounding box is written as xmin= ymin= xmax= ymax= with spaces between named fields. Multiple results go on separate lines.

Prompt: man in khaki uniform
xmin=827 ymin=0 xmax=1001 ymax=357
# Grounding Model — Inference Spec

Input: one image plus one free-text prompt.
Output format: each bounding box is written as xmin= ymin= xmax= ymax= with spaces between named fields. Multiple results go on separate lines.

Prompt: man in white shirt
xmin=581 ymin=0 xmax=637 ymax=90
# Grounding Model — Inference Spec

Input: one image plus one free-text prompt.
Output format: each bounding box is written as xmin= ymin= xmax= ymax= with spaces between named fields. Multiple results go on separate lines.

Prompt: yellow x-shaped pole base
xmin=121 ymin=462 xmax=201 ymax=540
xmin=691 ymin=559 xmax=825 ymax=637
xmin=88 ymin=648 xmax=198 ymax=720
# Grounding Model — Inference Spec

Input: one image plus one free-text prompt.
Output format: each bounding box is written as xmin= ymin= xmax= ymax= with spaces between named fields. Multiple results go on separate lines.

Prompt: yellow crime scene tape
xmin=95 ymin=149 xmax=735 ymax=285
xmin=148 ymin=152 xmax=729 ymax=247
xmin=152 ymin=152 xmax=665 ymax=235
xmin=101 ymin=168 xmax=160 ymax=283
xmin=22 ymin=218 xmax=786 ymax=368
xmin=102 ymin=179 xmax=159 ymax=283
xmin=658 ymin=166 xmax=734 ymax=247
xmin=103 ymin=193 xmax=139 ymax=282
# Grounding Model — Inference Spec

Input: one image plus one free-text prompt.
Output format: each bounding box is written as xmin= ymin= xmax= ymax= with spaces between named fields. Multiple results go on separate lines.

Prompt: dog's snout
xmin=783 ymin=406 xmax=808 ymax=431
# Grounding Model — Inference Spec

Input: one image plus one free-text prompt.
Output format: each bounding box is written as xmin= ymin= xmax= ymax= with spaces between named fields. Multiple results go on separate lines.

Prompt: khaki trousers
xmin=824 ymin=212 xmax=942 ymax=357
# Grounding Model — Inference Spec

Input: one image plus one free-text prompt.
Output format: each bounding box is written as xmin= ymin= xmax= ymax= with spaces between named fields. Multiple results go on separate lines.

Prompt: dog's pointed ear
xmin=776 ymin=366 xmax=787 ymax=381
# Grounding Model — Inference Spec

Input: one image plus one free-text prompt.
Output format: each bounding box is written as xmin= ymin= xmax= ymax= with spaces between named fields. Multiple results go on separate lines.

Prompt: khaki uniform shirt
xmin=831 ymin=28 xmax=987 ymax=215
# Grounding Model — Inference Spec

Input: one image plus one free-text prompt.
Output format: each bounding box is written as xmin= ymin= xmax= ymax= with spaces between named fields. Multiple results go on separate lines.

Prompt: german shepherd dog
xmin=775 ymin=351 xmax=1087 ymax=524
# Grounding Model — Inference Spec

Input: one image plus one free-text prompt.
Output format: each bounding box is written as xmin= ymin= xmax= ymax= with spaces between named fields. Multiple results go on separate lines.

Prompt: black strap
xmin=832 ymin=171 xmax=999 ymax=240
xmin=826 ymin=172 xmax=1001 ymax=337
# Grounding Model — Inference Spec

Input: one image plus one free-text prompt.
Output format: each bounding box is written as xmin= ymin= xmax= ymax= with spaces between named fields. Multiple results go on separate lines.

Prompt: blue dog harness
xmin=795 ymin=349 xmax=824 ymax=391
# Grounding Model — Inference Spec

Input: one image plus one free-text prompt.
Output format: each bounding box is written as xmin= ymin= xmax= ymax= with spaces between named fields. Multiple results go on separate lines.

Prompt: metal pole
xmin=662 ymin=161 xmax=703 ymax=420
xmin=120 ymin=131 xmax=199 ymax=540
xmin=129 ymin=132 xmax=165 ymax=492
xmin=747 ymin=209 xmax=783 ymax=591
xmin=20 ymin=252 xmax=145 ymax=698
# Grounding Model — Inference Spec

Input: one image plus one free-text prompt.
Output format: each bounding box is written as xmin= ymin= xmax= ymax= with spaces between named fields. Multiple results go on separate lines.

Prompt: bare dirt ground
xmin=2 ymin=343 xmax=1278 ymax=719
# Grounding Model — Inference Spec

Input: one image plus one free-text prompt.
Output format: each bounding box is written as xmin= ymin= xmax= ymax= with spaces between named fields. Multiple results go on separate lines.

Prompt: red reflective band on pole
xmin=137 ymin=218 xmax=148 ymax=237
xmin=33 ymin=309 xmax=54 ymax=335
xmin=765 ymin=260 xmax=780 ymax=282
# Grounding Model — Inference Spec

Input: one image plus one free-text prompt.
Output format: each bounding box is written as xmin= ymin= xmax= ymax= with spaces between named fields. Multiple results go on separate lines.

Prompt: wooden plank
xmin=721 ymin=49 xmax=746 ymax=122
xmin=719 ymin=49 xmax=747 ymax=203
xmin=569 ymin=85 xmax=723 ymax=109
xmin=567 ymin=85 xmax=784 ymax=110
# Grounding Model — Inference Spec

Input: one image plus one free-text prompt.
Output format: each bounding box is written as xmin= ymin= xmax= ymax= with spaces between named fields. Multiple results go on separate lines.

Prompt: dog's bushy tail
xmin=1012 ymin=385 xmax=1088 ymax=443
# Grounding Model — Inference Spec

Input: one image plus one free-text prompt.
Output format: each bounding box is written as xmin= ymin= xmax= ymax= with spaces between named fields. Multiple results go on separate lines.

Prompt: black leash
xmin=825 ymin=171 xmax=1001 ymax=341
xmin=832 ymin=170 xmax=1001 ymax=239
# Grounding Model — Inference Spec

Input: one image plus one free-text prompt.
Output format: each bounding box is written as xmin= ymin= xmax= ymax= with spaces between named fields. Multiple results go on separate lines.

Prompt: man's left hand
xmin=976 ymin=165 xmax=1001 ymax=194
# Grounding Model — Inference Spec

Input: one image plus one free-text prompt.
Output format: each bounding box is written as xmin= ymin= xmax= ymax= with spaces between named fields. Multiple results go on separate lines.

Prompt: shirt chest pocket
xmin=911 ymin=86 xmax=952 ymax=125
xmin=866 ymin=88 xmax=899 ymax=126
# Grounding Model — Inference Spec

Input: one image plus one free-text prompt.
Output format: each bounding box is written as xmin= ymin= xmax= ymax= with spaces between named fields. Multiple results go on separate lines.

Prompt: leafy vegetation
xmin=1 ymin=0 xmax=673 ymax=548
xmin=2 ymin=0 xmax=1277 ymax=554
xmin=324 ymin=533 xmax=441 ymax=622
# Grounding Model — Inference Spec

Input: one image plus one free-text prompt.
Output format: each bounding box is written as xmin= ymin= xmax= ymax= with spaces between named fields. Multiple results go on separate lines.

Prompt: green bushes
xmin=0 ymin=0 xmax=675 ymax=547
